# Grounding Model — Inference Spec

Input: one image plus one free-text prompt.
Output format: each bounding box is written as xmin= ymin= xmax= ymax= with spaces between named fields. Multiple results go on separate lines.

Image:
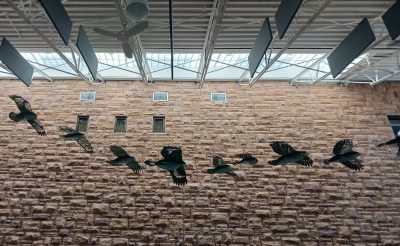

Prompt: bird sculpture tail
xmin=268 ymin=160 xmax=279 ymax=165
xmin=207 ymin=169 xmax=216 ymax=174
xmin=144 ymin=160 xmax=155 ymax=166
xmin=107 ymin=160 xmax=120 ymax=166
xmin=60 ymin=134 xmax=76 ymax=141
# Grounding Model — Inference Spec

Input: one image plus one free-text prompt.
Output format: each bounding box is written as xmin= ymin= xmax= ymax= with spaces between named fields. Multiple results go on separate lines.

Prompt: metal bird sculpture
xmin=207 ymin=155 xmax=238 ymax=178
xmin=59 ymin=126 xmax=94 ymax=153
xmin=234 ymin=153 xmax=258 ymax=165
xmin=268 ymin=141 xmax=313 ymax=167
xmin=8 ymin=95 xmax=46 ymax=136
xmin=324 ymin=139 xmax=363 ymax=171
xmin=144 ymin=146 xmax=187 ymax=186
xmin=377 ymin=137 xmax=400 ymax=157
xmin=107 ymin=145 xmax=142 ymax=173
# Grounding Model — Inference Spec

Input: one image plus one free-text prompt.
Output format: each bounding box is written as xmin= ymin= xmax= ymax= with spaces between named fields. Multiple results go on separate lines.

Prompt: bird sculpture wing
xmin=9 ymin=112 xmax=25 ymax=122
xmin=126 ymin=159 xmax=143 ymax=173
xmin=169 ymin=166 xmax=187 ymax=186
xmin=377 ymin=138 xmax=399 ymax=147
xmin=295 ymin=155 xmax=313 ymax=167
xmin=161 ymin=146 xmax=183 ymax=162
xmin=270 ymin=141 xmax=296 ymax=155
xmin=110 ymin=145 xmax=129 ymax=157
xmin=9 ymin=95 xmax=33 ymax=113
xmin=341 ymin=159 xmax=364 ymax=171
xmin=77 ymin=136 xmax=94 ymax=153
xmin=59 ymin=126 xmax=79 ymax=134
xmin=27 ymin=118 xmax=46 ymax=136
xmin=212 ymin=155 xmax=225 ymax=167
xmin=333 ymin=139 xmax=353 ymax=155
xmin=225 ymin=169 xmax=238 ymax=179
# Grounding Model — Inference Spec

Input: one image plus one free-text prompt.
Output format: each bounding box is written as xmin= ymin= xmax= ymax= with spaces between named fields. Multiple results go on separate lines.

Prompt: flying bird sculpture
xmin=324 ymin=139 xmax=364 ymax=171
xmin=107 ymin=145 xmax=143 ymax=173
xmin=207 ymin=155 xmax=238 ymax=178
xmin=8 ymin=95 xmax=46 ymax=136
xmin=268 ymin=141 xmax=313 ymax=167
xmin=234 ymin=153 xmax=258 ymax=165
xmin=377 ymin=136 xmax=400 ymax=157
xmin=59 ymin=126 xmax=94 ymax=153
xmin=145 ymin=146 xmax=187 ymax=186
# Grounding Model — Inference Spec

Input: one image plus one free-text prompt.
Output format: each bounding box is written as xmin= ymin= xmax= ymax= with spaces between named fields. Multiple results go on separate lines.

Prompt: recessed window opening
xmin=76 ymin=116 xmax=89 ymax=132
xmin=153 ymin=116 xmax=165 ymax=133
xmin=114 ymin=116 xmax=127 ymax=133
xmin=388 ymin=115 xmax=400 ymax=137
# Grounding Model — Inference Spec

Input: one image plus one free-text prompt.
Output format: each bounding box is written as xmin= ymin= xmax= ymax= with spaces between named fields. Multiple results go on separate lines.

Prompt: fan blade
xmin=122 ymin=42 xmax=133 ymax=58
xmin=93 ymin=27 xmax=118 ymax=38
xmin=125 ymin=21 xmax=149 ymax=37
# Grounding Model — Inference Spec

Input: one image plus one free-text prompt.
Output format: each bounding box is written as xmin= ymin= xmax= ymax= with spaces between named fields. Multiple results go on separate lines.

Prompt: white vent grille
xmin=80 ymin=92 xmax=96 ymax=101
xmin=211 ymin=93 xmax=227 ymax=102
xmin=153 ymin=92 xmax=168 ymax=102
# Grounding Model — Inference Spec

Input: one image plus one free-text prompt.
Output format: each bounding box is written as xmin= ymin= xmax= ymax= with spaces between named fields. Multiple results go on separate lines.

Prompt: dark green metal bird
xmin=144 ymin=146 xmax=187 ymax=186
xmin=377 ymin=137 xmax=400 ymax=157
xmin=234 ymin=153 xmax=258 ymax=165
xmin=324 ymin=139 xmax=363 ymax=171
xmin=59 ymin=126 xmax=94 ymax=153
xmin=268 ymin=141 xmax=313 ymax=167
xmin=107 ymin=145 xmax=142 ymax=173
xmin=207 ymin=155 xmax=238 ymax=178
xmin=8 ymin=95 xmax=46 ymax=136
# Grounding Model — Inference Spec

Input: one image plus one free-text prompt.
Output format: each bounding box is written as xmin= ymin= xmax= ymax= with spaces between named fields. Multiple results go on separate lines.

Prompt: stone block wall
xmin=0 ymin=79 xmax=399 ymax=245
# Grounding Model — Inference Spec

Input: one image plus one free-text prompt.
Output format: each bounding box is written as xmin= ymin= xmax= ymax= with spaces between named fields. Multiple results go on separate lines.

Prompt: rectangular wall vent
xmin=153 ymin=92 xmax=169 ymax=102
xmin=80 ymin=92 xmax=96 ymax=101
xmin=211 ymin=93 xmax=227 ymax=102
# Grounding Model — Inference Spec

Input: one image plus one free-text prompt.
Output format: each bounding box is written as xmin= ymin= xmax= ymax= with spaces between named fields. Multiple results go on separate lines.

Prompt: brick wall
xmin=0 ymin=79 xmax=400 ymax=245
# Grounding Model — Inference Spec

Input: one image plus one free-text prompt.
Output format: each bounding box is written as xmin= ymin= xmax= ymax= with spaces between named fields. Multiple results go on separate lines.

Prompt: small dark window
xmin=153 ymin=116 xmax=165 ymax=133
xmin=76 ymin=116 xmax=89 ymax=132
xmin=114 ymin=116 xmax=127 ymax=133
xmin=388 ymin=115 xmax=400 ymax=137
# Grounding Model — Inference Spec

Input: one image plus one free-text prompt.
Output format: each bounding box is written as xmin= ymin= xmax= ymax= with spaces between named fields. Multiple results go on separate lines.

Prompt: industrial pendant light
xmin=125 ymin=0 xmax=149 ymax=20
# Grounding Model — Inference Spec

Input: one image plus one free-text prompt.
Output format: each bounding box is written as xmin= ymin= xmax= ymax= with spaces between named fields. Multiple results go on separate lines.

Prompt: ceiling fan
xmin=93 ymin=20 xmax=149 ymax=58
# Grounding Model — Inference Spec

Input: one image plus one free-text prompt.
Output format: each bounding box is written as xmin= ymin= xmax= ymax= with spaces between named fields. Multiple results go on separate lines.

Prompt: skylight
xmin=0 ymin=52 xmax=367 ymax=83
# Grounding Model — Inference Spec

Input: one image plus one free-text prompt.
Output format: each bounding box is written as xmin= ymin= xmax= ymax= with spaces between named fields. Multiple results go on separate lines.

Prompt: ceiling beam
xmin=5 ymin=0 xmax=94 ymax=85
xmin=196 ymin=0 xmax=229 ymax=87
xmin=114 ymin=0 xmax=152 ymax=84
xmin=169 ymin=0 xmax=174 ymax=80
xmin=249 ymin=0 xmax=333 ymax=87
xmin=343 ymin=49 xmax=400 ymax=86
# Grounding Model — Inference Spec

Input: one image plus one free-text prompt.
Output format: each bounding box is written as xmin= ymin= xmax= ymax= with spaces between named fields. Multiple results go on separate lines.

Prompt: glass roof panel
xmin=0 ymin=52 xmax=369 ymax=82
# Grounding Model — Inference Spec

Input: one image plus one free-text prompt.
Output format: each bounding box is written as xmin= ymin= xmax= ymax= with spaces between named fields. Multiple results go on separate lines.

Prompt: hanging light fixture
xmin=125 ymin=0 xmax=149 ymax=20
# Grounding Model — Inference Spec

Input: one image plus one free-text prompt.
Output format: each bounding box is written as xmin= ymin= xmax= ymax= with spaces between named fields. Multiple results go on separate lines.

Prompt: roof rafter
xmin=249 ymin=0 xmax=333 ymax=86
xmin=197 ymin=0 xmax=229 ymax=87
xmin=5 ymin=0 xmax=97 ymax=85
xmin=114 ymin=0 xmax=152 ymax=84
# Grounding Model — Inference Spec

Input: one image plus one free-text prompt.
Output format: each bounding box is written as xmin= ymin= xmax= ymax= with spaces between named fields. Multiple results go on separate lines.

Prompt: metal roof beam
xmin=249 ymin=0 xmax=333 ymax=87
xmin=5 ymin=0 xmax=94 ymax=85
xmin=114 ymin=0 xmax=152 ymax=84
xmin=197 ymin=0 xmax=229 ymax=87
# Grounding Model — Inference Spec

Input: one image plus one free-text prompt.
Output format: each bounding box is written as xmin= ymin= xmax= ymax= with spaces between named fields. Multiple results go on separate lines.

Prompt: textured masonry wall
xmin=0 ymin=80 xmax=400 ymax=245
